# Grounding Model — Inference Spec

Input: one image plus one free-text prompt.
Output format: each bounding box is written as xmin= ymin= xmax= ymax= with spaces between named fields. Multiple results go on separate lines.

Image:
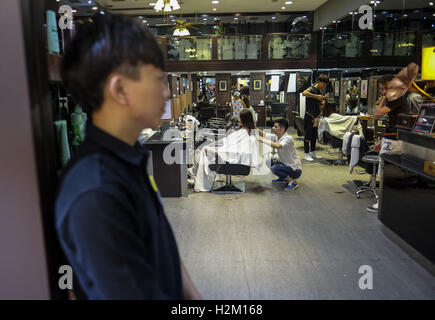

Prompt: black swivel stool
xmin=356 ymin=155 xmax=380 ymax=199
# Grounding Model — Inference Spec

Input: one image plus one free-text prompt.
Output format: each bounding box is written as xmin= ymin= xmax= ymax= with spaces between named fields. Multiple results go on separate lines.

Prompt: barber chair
xmin=355 ymin=155 xmax=379 ymax=199
xmin=267 ymin=103 xmax=288 ymax=126
xmin=208 ymin=113 xmax=233 ymax=130
xmin=208 ymin=163 xmax=251 ymax=194
xmin=198 ymin=107 xmax=216 ymax=127
xmin=322 ymin=131 xmax=345 ymax=165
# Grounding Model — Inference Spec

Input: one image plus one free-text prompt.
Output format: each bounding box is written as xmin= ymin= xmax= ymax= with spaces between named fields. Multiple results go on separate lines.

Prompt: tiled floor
xmin=163 ymin=130 xmax=435 ymax=300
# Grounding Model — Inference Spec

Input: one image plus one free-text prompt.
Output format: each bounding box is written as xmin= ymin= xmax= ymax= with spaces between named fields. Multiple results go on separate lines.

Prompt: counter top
xmin=144 ymin=132 xmax=188 ymax=145
xmin=381 ymin=153 xmax=435 ymax=183
xmin=398 ymin=130 xmax=435 ymax=151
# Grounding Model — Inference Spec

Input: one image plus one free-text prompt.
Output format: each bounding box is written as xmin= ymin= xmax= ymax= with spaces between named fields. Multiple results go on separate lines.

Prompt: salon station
xmin=134 ymin=0 xmax=435 ymax=299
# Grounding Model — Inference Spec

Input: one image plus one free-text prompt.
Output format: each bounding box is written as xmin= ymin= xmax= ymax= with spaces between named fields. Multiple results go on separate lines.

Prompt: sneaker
xmin=187 ymin=167 xmax=195 ymax=178
xmin=367 ymin=202 xmax=378 ymax=213
xmin=272 ymin=178 xmax=288 ymax=183
xmin=284 ymin=181 xmax=299 ymax=191
xmin=187 ymin=178 xmax=195 ymax=186
xmin=310 ymin=151 xmax=322 ymax=159
xmin=304 ymin=153 xmax=314 ymax=162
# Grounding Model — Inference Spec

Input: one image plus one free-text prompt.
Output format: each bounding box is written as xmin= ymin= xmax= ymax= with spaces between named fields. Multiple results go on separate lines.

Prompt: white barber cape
xmin=194 ymin=129 xmax=259 ymax=192
xmin=318 ymin=113 xmax=363 ymax=143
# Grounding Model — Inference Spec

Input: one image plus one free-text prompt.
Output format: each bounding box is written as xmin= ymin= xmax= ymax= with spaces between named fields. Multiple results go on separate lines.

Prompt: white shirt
xmin=265 ymin=132 xmax=302 ymax=171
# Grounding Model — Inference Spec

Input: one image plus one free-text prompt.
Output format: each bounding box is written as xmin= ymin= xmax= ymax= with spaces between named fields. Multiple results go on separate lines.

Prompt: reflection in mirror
xmin=339 ymin=77 xmax=361 ymax=114
xmin=167 ymin=37 xmax=212 ymax=61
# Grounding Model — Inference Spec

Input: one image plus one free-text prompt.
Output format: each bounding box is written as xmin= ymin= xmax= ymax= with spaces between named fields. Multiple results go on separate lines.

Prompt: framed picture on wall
xmin=219 ymin=80 xmax=227 ymax=92
xmin=253 ymin=80 xmax=262 ymax=91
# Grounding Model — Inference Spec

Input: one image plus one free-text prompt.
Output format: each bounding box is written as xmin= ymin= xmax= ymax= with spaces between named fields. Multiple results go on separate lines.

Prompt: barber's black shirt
xmin=55 ymin=123 xmax=182 ymax=299
xmin=385 ymin=95 xmax=410 ymax=134
xmin=305 ymin=86 xmax=322 ymax=118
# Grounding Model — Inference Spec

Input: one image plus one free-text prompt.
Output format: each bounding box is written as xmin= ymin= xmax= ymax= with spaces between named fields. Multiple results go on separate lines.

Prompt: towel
xmin=342 ymin=132 xmax=361 ymax=174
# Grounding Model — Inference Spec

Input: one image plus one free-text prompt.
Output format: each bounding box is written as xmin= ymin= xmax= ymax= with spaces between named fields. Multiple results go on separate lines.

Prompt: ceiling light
xmin=154 ymin=0 xmax=180 ymax=11
xmin=142 ymin=20 xmax=147 ymax=23
xmin=234 ymin=17 xmax=238 ymax=20
xmin=72 ymin=9 xmax=77 ymax=13
xmin=88 ymin=0 xmax=92 ymax=3
xmin=285 ymin=1 xmax=293 ymax=4
xmin=429 ymin=2 xmax=433 ymax=5
xmin=282 ymin=7 xmax=286 ymax=10
xmin=213 ymin=8 xmax=217 ymax=11
xmin=100 ymin=10 xmax=104 ymax=15
xmin=154 ymin=0 xmax=164 ymax=10
xmin=203 ymin=18 xmax=207 ymax=21
xmin=211 ymin=1 xmax=219 ymax=3
xmin=272 ymin=16 xmax=276 ymax=19
xmin=92 ymin=6 xmax=98 ymax=10
xmin=149 ymin=2 xmax=156 ymax=5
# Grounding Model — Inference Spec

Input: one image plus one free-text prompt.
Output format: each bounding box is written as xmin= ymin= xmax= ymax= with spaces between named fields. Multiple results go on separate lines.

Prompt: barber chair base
xmin=325 ymin=152 xmax=346 ymax=166
xmin=356 ymin=185 xmax=378 ymax=199
xmin=356 ymin=155 xmax=380 ymax=199
xmin=212 ymin=182 xmax=245 ymax=194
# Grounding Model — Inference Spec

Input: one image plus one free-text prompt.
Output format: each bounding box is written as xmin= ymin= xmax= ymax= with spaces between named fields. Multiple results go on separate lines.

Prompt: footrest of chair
xmin=212 ymin=182 xmax=245 ymax=194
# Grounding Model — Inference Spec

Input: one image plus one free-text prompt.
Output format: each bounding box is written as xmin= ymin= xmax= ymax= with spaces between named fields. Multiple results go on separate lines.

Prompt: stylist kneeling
xmin=257 ymin=118 xmax=302 ymax=191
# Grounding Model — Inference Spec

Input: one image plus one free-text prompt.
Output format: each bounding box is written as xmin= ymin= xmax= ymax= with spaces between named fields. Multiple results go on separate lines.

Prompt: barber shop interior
xmin=1 ymin=0 xmax=435 ymax=300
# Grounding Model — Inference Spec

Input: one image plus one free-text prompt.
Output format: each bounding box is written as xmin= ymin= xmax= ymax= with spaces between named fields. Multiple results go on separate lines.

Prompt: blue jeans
xmin=266 ymin=158 xmax=302 ymax=180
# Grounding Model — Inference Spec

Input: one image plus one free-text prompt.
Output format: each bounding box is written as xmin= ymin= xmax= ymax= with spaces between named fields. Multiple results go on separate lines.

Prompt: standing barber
xmin=56 ymin=14 xmax=201 ymax=299
xmin=302 ymin=74 xmax=329 ymax=161
xmin=366 ymin=68 xmax=414 ymax=213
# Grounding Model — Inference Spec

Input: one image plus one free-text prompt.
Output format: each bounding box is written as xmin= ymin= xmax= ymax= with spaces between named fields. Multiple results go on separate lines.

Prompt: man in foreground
xmin=56 ymin=14 xmax=201 ymax=299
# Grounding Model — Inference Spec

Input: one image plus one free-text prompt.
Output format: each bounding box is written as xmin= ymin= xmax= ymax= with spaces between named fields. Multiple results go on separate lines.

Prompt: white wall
xmin=0 ymin=0 xmax=50 ymax=299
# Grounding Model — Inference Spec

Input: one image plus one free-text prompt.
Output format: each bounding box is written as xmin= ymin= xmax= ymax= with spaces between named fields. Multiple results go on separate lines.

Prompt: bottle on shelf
xmin=70 ymin=105 xmax=87 ymax=152
xmin=54 ymin=112 xmax=71 ymax=168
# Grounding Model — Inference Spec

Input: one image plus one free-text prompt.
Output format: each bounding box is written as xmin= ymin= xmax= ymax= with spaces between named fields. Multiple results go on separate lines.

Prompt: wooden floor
xmin=163 ymin=130 xmax=435 ymax=300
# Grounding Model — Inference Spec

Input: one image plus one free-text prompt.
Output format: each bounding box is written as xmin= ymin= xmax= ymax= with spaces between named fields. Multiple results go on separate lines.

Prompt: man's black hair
xmin=317 ymin=74 xmax=329 ymax=83
xmin=62 ymin=13 xmax=165 ymax=113
xmin=379 ymin=74 xmax=395 ymax=85
xmin=323 ymin=99 xmax=338 ymax=118
xmin=274 ymin=118 xmax=289 ymax=131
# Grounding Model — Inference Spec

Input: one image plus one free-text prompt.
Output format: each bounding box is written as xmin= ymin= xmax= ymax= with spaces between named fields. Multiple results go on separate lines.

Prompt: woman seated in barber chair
xmin=187 ymin=109 xmax=259 ymax=192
